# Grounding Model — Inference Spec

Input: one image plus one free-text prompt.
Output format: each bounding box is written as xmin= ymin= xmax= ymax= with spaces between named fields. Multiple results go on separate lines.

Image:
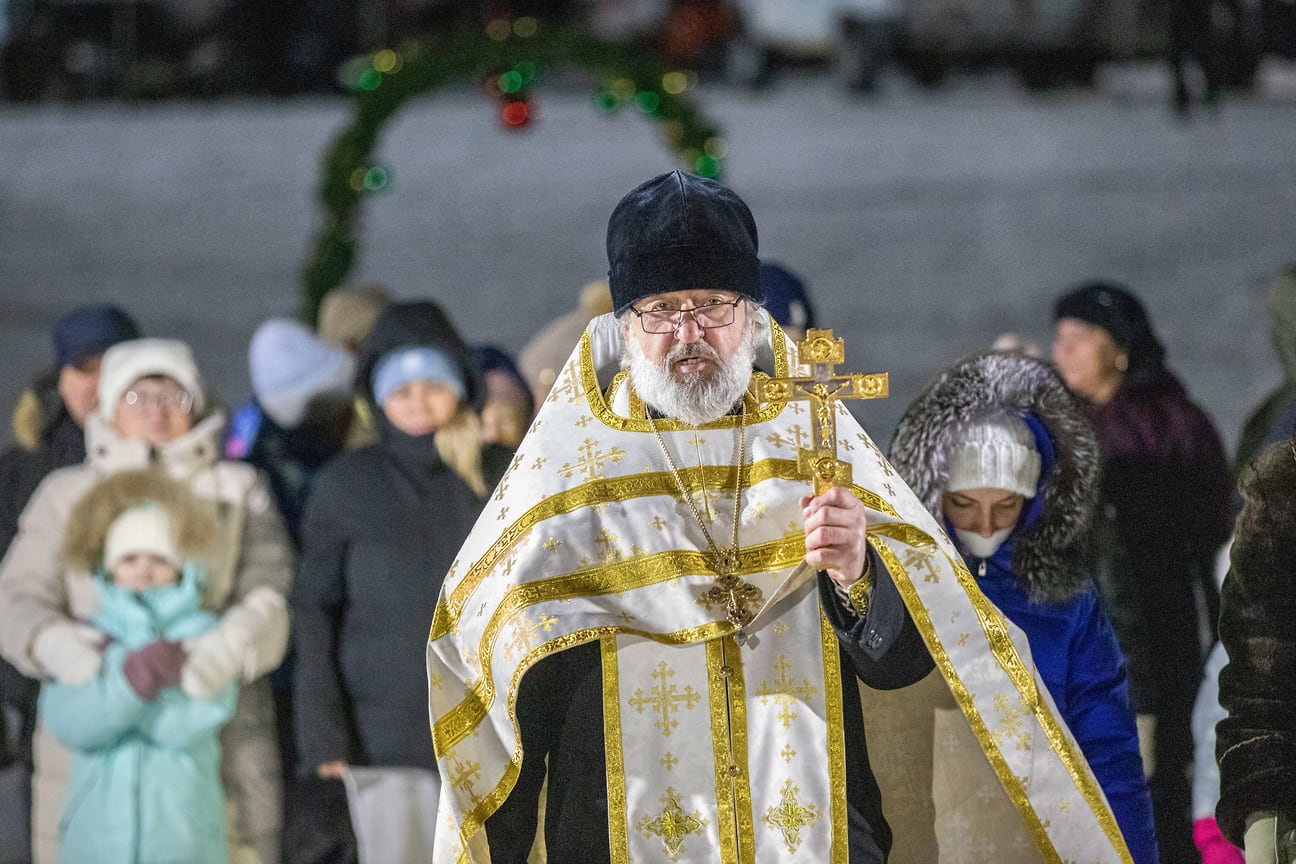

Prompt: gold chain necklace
xmin=648 ymin=407 xmax=746 ymax=577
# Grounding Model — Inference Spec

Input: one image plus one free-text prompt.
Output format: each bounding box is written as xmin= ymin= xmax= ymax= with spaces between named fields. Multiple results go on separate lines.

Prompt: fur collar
xmin=890 ymin=351 xmax=1100 ymax=604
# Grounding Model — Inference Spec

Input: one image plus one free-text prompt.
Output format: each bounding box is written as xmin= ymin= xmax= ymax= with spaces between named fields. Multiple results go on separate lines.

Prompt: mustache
xmin=666 ymin=341 xmax=719 ymax=363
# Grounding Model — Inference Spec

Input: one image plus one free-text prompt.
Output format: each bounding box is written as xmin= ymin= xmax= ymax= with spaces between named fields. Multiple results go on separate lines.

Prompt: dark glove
xmin=123 ymin=640 xmax=187 ymax=701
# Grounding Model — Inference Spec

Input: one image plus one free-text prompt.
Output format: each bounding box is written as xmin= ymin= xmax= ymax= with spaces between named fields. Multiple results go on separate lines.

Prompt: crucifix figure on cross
xmin=760 ymin=328 xmax=889 ymax=496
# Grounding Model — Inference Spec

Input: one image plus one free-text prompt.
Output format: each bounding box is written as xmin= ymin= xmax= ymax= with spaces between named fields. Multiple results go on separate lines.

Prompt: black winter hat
xmin=606 ymin=171 xmax=762 ymax=314
xmin=1054 ymin=280 xmax=1165 ymax=370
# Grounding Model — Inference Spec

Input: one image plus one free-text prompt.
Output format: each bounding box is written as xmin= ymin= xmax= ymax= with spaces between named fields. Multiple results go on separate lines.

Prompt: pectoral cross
xmin=697 ymin=573 xmax=765 ymax=627
xmin=760 ymin=328 xmax=888 ymax=496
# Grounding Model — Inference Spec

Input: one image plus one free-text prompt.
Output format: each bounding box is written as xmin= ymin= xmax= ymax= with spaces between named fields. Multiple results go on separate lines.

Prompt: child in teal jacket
xmin=39 ymin=470 xmax=237 ymax=864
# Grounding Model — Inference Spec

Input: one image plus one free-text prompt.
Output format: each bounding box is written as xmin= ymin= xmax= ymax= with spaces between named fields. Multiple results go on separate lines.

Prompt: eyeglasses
xmin=123 ymin=388 xmax=193 ymax=413
xmin=628 ymin=297 xmax=743 ymax=334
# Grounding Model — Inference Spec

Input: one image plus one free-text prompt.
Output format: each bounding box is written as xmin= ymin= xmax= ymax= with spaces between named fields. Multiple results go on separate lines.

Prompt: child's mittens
xmin=32 ymin=620 xmax=106 ymax=686
xmin=179 ymin=628 xmax=243 ymax=701
xmin=1194 ymin=816 xmax=1245 ymax=864
xmin=123 ymin=640 xmax=187 ymax=701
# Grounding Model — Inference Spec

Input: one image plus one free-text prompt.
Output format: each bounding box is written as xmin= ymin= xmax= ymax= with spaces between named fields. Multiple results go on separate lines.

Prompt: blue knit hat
xmin=372 ymin=346 xmax=466 ymax=406
xmin=52 ymin=304 xmax=140 ymax=369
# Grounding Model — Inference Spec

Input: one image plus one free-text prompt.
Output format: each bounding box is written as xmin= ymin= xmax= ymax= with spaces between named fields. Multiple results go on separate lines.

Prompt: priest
xmin=426 ymin=171 xmax=1135 ymax=864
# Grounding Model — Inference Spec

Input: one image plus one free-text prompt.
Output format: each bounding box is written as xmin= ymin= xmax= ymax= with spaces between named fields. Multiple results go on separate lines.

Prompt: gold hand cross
xmin=760 ymin=328 xmax=888 ymax=495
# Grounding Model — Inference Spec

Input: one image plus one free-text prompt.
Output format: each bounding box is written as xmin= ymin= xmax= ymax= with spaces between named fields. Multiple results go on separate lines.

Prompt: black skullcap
xmin=606 ymin=171 xmax=761 ymax=315
xmin=1054 ymin=280 xmax=1165 ymax=370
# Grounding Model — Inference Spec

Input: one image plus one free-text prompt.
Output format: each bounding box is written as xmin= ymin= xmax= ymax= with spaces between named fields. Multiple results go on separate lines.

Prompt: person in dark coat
xmin=1216 ymin=437 xmax=1296 ymax=862
xmin=0 ymin=304 xmax=138 ymax=863
xmin=890 ymin=350 xmax=1158 ymax=864
xmin=1 ymin=304 xmax=141 ymax=560
xmin=1053 ymin=280 xmax=1233 ymax=862
xmin=289 ymin=300 xmax=511 ymax=861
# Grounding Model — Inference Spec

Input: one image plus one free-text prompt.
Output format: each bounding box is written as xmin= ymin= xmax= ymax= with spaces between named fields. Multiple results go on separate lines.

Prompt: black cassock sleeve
xmin=819 ymin=547 xmax=935 ymax=690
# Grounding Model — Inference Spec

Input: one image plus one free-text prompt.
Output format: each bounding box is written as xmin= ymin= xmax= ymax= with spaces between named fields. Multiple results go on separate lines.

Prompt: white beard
xmin=624 ymin=320 xmax=758 ymax=426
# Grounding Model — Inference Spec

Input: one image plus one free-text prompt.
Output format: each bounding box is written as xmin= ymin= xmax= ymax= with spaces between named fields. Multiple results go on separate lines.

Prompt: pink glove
xmin=1195 ymin=816 xmax=1245 ymax=864
xmin=123 ymin=640 xmax=187 ymax=701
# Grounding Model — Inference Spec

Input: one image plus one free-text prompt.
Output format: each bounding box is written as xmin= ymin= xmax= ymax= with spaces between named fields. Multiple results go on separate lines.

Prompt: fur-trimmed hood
xmin=889 ymin=351 xmax=1100 ymax=604
xmin=63 ymin=469 xmax=218 ymax=573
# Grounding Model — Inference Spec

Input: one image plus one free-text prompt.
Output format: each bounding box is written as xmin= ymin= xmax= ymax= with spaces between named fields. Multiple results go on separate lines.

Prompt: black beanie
xmin=1054 ymin=280 xmax=1165 ymax=370
xmin=606 ymin=171 xmax=762 ymax=315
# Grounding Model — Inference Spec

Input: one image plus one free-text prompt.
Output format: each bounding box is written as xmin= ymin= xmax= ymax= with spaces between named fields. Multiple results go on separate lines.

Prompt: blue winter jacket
xmin=40 ymin=566 xmax=237 ymax=864
xmin=953 ymin=416 xmax=1157 ymax=864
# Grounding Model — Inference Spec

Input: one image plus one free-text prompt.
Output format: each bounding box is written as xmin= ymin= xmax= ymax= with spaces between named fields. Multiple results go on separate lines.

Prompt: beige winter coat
xmin=0 ymin=411 xmax=293 ymax=864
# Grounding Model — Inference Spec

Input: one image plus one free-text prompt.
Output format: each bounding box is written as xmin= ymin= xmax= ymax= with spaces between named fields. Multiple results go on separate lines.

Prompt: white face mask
xmin=955 ymin=527 xmax=1013 ymax=560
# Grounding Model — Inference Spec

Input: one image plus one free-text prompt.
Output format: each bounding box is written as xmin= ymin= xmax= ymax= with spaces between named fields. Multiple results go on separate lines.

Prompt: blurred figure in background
xmin=891 ymin=350 xmax=1157 ymax=864
xmin=2 ymin=305 xmax=141 ymax=555
xmin=1189 ymin=544 xmax=1245 ymax=864
xmin=289 ymin=301 xmax=512 ymax=863
xmin=518 ymin=279 xmax=613 ymax=406
xmin=224 ymin=317 xmax=357 ymax=852
xmin=0 ymin=303 xmax=138 ymax=864
xmin=473 ymin=345 xmax=535 ymax=450
xmin=1167 ymin=0 xmax=1220 ymax=115
xmin=225 ymin=318 xmax=357 ymax=549
xmin=1234 ymin=265 xmax=1296 ymax=474
xmin=317 ymin=284 xmax=392 ymax=451
xmin=758 ymin=259 xmax=817 ymax=341
xmin=42 ymin=470 xmax=237 ymax=864
xmin=0 ymin=338 xmax=292 ymax=864
xmin=316 ymin=284 xmax=391 ymax=355
xmin=1052 ymin=281 xmax=1232 ymax=862
xmin=1216 ymin=438 xmax=1296 ymax=864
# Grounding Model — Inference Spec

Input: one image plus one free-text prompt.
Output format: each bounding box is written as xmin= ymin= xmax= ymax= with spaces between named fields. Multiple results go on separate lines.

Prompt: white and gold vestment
xmin=426 ymin=312 xmax=1134 ymax=864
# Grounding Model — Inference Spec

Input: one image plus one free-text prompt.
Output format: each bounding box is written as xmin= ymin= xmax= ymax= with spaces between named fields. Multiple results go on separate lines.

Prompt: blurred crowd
xmin=0 ymin=254 xmax=1294 ymax=864
xmin=2 ymin=0 xmax=1293 ymax=112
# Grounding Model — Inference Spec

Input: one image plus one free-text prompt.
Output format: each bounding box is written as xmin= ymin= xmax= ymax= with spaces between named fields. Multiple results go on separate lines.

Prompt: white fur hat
xmin=98 ymin=338 xmax=205 ymax=421
xmin=946 ymin=413 xmax=1042 ymax=498
xmin=103 ymin=504 xmax=179 ymax=570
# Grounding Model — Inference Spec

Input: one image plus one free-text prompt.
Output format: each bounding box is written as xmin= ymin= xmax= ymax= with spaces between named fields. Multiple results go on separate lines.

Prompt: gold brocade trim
xmin=604 ymin=637 xmax=631 ymax=864
xmin=449 ymin=630 xmax=599 ymax=854
xmin=433 ymin=592 xmax=733 ymax=757
xmin=729 ymin=641 xmax=755 ymax=864
xmin=429 ymin=457 xmax=857 ymax=641
xmin=707 ymin=637 xmax=753 ymax=864
xmin=448 ymin=626 xmax=644 ymax=854
xmin=433 ymin=534 xmax=805 ymax=756
xmin=867 ymin=527 xmax=1133 ymax=864
xmin=819 ymin=610 xmax=849 ymax=862
xmin=579 ymin=325 xmax=793 ymax=433
xmin=869 ymin=523 xmax=1041 ymax=705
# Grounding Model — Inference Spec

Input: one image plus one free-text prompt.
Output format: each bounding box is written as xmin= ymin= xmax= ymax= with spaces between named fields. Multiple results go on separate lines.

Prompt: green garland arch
xmin=301 ymin=21 xmax=728 ymax=325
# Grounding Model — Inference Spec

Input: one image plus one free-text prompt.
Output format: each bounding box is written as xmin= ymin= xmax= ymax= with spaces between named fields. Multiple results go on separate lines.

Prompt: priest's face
xmin=622 ymin=289 xmax=757 ymax=426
